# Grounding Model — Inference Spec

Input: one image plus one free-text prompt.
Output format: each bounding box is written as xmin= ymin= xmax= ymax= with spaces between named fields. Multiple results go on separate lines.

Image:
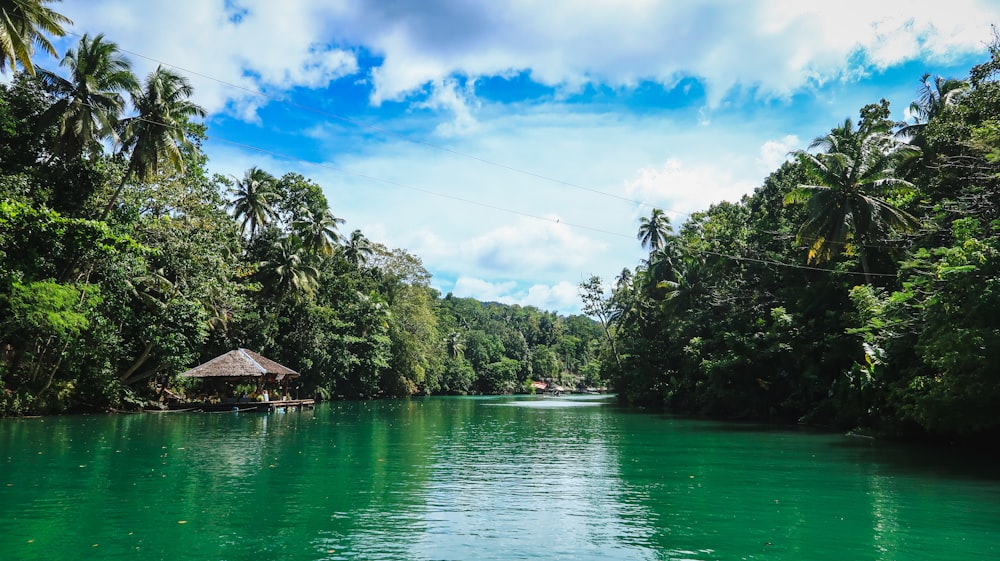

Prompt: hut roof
xmin=178 ymin=349 xmax=299 ymax=380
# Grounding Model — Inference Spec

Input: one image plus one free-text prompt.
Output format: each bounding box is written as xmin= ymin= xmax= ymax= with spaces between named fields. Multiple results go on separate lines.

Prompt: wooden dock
xmin=168 ymin=398 xmax=316 ymax=412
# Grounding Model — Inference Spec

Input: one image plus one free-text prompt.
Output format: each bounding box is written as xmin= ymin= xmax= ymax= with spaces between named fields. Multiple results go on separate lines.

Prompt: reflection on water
xmin=414 ymin=396 xmax=632 ymax=560
xmin=2 ymin=397 xmax=1000 ymax=561
xmin=486 ymin=395 xmax=612 ymax=408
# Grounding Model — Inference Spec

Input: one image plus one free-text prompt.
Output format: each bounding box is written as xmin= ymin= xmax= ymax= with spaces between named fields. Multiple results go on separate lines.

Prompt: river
xmin=1 ymin=395 xmax=998 ymax=560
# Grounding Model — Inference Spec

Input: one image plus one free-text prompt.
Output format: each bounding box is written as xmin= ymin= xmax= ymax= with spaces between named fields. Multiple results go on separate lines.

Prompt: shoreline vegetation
xmin=2 ymin=5 xmax=999 ymax=443
xmin=0 ymin=15 xmax=607 ymax=417
xmin=590 ymin=43 xmax=1000 ymax=443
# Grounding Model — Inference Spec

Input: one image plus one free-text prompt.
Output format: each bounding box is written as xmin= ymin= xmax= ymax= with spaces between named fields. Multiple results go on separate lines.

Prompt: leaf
xmin=939 ymin=265 xmax=976 ymax=276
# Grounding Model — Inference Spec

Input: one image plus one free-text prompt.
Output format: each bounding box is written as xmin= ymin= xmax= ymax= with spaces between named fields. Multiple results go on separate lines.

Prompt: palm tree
xmin=343 ymin=229 xmax=373 ymax=267
xmin=293 ymin=205 xmax=344 ymax=256
xmin=444 ymin=331 xmax=465 ymax=360
xmin=655 ymin=255 xmax=707 ymax=315
xmin=199 ymin=284 xmax=231 ymax=333
xmin=898 ymin=73 xmax=969 ymax=140
xmin=637 ymin=208 xmax=672 ymax=253
xmin=895 ymin=73 xmax=970 ymax=180
xmin=642 ymin=236 xmax=684 ymax=287
xmin=37 ymin=33 xmax=137 ymax=158
xmin=230 ymin=166 xmax=277 ymax=238
xmin=258 ymin=237 xmax=320 ymax=302
xmin=608 ymin=267 xmax=646 ymax=333
xmin=99 ymin=66 xmax=205 ymax=221
xmin=784 ymin=112 xmax=920 ymax=283
xmin=0 ymin=0 xmax=70 ymax=75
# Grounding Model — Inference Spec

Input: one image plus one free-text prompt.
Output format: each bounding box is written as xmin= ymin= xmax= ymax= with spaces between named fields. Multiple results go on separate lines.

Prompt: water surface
xmin=2 ymin=395 xmax=998 ymax=560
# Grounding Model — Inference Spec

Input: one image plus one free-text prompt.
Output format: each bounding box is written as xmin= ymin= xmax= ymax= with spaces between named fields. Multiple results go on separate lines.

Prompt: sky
xmin=32 ymin=0 xmax=1000 ymax=315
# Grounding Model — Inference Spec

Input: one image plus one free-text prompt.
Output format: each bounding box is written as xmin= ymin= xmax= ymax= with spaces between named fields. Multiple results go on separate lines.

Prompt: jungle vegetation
xmin=0 ymin=16 xmax=604 ymax=414
xmin=585 ymin=46 xmax=1000 ymax=439
xmin=3 ymin=5 xmax=999 ymax=441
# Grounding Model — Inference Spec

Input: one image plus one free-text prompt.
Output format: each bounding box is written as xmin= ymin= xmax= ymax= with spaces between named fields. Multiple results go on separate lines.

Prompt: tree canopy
xmin=4 ymin=9 xmax=999 ymax=442
xmin=0 ymin=36 xmax=603 ymax=413
xmin=586 ymin=43 xmax=1000 ymax=439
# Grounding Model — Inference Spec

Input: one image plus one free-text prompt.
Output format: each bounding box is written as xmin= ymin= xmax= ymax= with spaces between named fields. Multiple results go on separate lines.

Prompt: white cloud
xmin=401 ymin=228 xmax=455 ymax=264
xmin=624 ymin=158 xmax=759 ymax=218
xmin=759 ymin=135 xmax=802 ymax=171
xmin=452 ymin=277 xmax=517 ymax=302
xmin=333 ymin=0 xmax=1000 ymax=107
xmin=461 ymin=215 xmax=600 ymax=273
xmin=55 ymin=1 xmax=1000 ymax=117
xmin=57 ymin=0 xmax=358 ymax=118
xmin=367 ymin=29 xmax=449 ymax=106
xmin=414 ymin=79 xmax=481 ymax=137
xmin=451 ymin=277 xmax=582 ymax=313
xmin=522 ymin=282 xmax=581 ymax=312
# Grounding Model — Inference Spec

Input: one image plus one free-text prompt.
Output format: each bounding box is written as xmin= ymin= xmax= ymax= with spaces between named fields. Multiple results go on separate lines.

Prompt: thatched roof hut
xmin=178 ymin=349 xmax=299 ymax=382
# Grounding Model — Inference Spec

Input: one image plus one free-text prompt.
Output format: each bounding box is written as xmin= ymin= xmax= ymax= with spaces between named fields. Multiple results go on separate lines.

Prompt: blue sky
xmin=35 ymin=0 xmax=1000 ymax=314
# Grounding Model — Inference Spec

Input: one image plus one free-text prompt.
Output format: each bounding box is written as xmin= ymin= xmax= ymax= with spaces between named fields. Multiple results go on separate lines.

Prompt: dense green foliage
xmin=588 ymin=44 xmax=1000 ymax=439
xmin=0 ymin=32 xmax=603 ymax=414
xmin=6 ymin=12 xmax=997 ymax=441
xmin=0 ymin=0 xmax=70 ymax=75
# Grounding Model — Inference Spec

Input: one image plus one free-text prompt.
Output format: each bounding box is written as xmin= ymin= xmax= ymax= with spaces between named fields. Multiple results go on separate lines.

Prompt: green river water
xmin=1 ymin=395 xmax=998 ymax=560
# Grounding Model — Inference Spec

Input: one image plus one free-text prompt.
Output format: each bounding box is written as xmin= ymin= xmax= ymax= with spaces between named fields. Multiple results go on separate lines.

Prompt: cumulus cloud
xmin=335 ymin=0 xmax=1000 ymax=106
xmin=55 ymin=0 xmax=1000 ymax=118
xmin=414 ymin=79 xmax=481 ymax=137
xmin=452 ymin=277 xmax=582 ymax=313
xmin=521 ymin=281 xmax=581 ymax=312
xmin=758 ymin=135 xmax=802 ymax=172
xmin=624 ymin=158 xmax=759 ymax=218
xmin=452 ymin=277 xmax=517 ymax=302
xmin=461 ymin=215 xmax=603 ymax=273
xmin=360 ymin=192 xmax=611 ymax=312
xmin=56 ymin=0 xmax=358 ymax=118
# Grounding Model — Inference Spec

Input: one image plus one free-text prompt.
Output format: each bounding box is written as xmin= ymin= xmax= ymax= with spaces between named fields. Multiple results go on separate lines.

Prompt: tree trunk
xmin=599 ymin=319 xmax=623 ymax=370
xmin=119 ymin=340 xmax=154 ymax=382
xmin=123 ymin=366 xmax=160 ymax=386
xmin=36 ymin=339 xmax=71 ymax=399
xmin=860 ymin=249 xmax=873 ymax=286
xmin=98 ymin=161 xmax=134 ymax=222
